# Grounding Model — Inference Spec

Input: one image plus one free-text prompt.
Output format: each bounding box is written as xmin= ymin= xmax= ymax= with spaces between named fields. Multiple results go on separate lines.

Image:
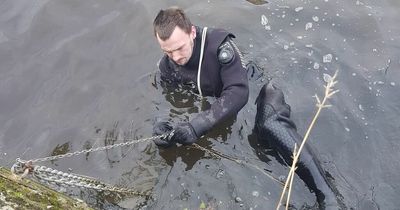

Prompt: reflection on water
xmin=1 ymin=0 xmax=400 ymax=209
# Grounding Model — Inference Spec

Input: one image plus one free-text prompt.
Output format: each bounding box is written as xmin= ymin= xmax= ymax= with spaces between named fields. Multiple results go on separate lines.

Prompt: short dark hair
xmin=153 ymin=7 xmax=192 ymax=41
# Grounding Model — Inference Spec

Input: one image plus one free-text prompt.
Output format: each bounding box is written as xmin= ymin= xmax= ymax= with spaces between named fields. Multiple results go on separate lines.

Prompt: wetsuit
xmin=158 ymin=26 xmax=249 ymax=138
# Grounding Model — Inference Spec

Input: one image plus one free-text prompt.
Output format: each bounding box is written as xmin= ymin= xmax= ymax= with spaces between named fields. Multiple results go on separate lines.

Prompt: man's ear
xmin=191 ymin=25 xmax=196 ymax=39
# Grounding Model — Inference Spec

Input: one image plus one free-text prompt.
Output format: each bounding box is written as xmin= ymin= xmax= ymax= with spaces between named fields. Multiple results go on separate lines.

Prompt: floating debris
xmin=345 ymin=127 xmax=350 ymax=132
xmin=216 ymin=169 xmax=225 ymax=178
xmin=295 ymin=7 xmax=304 ymax=12
xmin=284 ymin=45 xmax=289 ymax=50
xmin=314 ymin=62 xmax=320 ymax=69
xmin=312 ymin=16 xmax=319 ymax=22
xmin=390 ymin=82 xmax=396 ymax=86
xmin=261 ymin=15 xmax=268 ymax=26
xmin=199 ymin=201 xmax=206 ymax=209
xmin=252 ymin=191 xmax=259 ymax=197
xmin=235 ymin=196 xmax=242 ymax=203
xmin=384 ymin=59 xmax=391 ymax=75
xmin=305 ymin=22 xmax=313 ymax=30
xmin=358 ymin=104 xmax=365 ymax=112
xmin=323 ymin=54 xmax=333 ymax=63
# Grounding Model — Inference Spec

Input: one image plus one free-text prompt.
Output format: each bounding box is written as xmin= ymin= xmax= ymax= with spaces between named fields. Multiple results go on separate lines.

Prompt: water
xmin=1 ymin=0 xmax=399 ymax=209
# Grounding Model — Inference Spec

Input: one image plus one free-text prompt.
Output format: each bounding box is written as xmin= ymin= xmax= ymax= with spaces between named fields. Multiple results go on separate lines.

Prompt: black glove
xmin=152 ymin=121 xmax=174 ymax=147
xmin=246 ymin=61 xmax=264 ymax=81
xmin=170 ymin=123 xmax=198 ymax=145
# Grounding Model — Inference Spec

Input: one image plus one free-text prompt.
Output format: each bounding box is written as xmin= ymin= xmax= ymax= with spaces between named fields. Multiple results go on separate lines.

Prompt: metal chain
xmin=30 ymin=134 xmax=167 ymax=163
xmin=11 ymin=133 xmax=169 ymax=196
xmin=32 ymin=165 xmax=150 ymax=196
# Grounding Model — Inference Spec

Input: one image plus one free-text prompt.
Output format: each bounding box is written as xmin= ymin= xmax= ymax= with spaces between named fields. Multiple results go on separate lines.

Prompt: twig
xmin=384 ymin=59 xmax=391 ymax=76
xmin=276 ymin=71 xmax=339 ymax=209
xmin=285 ymin=145 xmax=298 ymax=210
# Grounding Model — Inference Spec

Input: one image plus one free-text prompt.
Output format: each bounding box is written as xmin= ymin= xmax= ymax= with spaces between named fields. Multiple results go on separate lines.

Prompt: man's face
xmin=157 ymin=26 xmax=196 ymax=66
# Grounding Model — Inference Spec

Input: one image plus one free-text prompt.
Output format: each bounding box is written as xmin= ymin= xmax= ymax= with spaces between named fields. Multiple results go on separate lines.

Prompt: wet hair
xmin=153 ymin=7 xmax=192 ymax=41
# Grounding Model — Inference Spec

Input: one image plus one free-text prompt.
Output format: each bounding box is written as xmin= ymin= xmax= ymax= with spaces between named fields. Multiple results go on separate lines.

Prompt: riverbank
xmin=0 ymin=167 xmax=92 ymax=210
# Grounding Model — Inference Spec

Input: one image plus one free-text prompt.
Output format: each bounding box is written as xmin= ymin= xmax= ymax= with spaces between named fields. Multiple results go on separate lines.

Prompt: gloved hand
xmin=170 ymin=123 xmax=198 ymax=145
xmin=152 ymin=121 xmax=174 ymax=147
xmin=246 ymin=61 xmax=264 ymax=81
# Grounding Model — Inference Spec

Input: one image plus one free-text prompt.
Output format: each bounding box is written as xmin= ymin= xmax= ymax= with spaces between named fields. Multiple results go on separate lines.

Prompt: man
xmin=152 ymin=7 xmax=249 ymax=147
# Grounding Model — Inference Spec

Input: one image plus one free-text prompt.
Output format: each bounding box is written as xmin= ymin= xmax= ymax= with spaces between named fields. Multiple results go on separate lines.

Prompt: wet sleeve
xmin=190 ymin=40 xmax=249 ymax=137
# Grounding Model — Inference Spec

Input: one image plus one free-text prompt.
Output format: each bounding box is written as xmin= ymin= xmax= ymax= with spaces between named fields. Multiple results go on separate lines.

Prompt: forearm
xmin=190 ymin=85 xmax=248 ymax=137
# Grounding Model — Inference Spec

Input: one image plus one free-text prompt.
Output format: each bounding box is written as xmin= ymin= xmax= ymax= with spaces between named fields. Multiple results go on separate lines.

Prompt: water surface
xmin=1 ymin=0 xmax=399 ymax=209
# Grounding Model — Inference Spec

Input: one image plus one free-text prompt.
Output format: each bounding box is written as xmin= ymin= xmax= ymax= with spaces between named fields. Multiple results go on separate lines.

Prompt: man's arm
xmin=154 ymin=39 xmax=249 ymax=146
xmin=190 ymin=39 xmax=249 ymax=137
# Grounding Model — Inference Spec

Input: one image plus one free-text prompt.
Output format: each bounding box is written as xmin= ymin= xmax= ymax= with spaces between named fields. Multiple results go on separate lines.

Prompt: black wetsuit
xmin=157 ymin=27 xmax=339 ymax=208
xmin=158 ymin=26 xmax=249 ymax=137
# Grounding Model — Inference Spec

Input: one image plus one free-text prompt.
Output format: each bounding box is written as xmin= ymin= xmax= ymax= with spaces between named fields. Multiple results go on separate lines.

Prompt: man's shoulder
xmin=195 ymin=26 xmax=235 ymax=39
xmin=202 ymin=27 xmax=236 ymax=56
xmin=207 ymin=27 xmax=235 ymax=39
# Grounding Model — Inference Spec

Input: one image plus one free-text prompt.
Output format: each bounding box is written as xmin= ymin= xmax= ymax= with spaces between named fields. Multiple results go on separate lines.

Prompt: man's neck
xmin=181 ymin=26 xmax=202 ymax=69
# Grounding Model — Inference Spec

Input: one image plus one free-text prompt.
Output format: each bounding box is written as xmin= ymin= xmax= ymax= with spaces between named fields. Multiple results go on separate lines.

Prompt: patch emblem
xmin=218 ymin=41 xmax=235 ymax=64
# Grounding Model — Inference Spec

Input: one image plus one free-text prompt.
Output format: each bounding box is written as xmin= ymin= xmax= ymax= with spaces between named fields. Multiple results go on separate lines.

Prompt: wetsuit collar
xmin=183 ymin=26 xmax=202 ymax=69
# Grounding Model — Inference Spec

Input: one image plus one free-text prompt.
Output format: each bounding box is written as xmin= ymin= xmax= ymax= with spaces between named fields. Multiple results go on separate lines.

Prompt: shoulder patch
xmin=218 ymin=41 xmax=235 ymax=64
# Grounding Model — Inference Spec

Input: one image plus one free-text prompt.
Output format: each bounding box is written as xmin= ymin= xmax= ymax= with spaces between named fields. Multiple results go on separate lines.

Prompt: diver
xmin=151 ymin=6 xmax=339 ymax=209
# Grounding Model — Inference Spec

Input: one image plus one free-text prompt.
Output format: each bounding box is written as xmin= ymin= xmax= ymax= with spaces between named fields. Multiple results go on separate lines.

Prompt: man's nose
xmin=171 ymin=51 xmax=181 ymax=62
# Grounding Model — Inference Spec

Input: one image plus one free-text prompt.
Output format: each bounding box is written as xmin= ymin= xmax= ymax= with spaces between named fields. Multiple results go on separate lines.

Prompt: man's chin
xmin=175 ymin=60 xmax=187 ymax=66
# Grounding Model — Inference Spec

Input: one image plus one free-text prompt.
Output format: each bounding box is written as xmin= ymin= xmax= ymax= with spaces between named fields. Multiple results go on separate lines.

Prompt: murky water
xmin=1 ymin=0 xmax=399 ymax=209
